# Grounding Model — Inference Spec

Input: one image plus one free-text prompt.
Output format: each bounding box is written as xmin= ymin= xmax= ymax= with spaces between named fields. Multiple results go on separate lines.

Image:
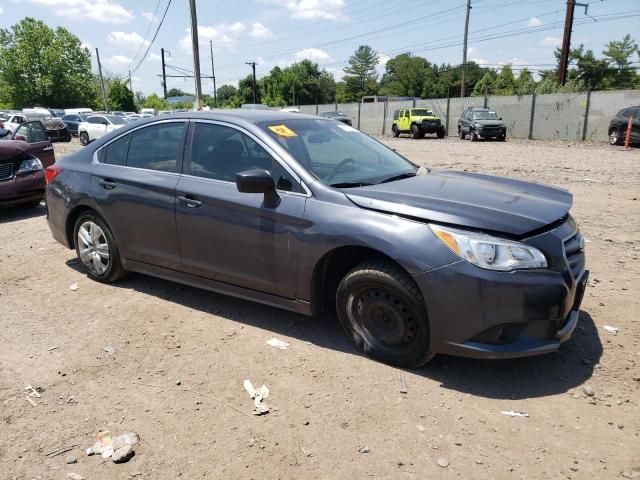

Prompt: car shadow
xmin=65 ymin=261 xmax=602 ymax=400
xmin=0 ymin=203 xmax=45 ymax=224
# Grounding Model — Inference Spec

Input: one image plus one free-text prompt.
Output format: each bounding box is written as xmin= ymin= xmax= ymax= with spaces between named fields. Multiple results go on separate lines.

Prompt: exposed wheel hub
xmin=355 ymin=289 xmax=416 ymax=347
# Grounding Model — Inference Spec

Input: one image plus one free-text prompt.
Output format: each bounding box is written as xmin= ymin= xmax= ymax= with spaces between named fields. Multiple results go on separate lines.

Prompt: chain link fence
xmin=283 ymin=89 xmax=640 ymax=142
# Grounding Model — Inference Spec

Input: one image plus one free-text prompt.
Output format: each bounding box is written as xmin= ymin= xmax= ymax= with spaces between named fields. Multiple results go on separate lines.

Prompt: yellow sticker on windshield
xmin=268 ymin=124 xmax=297 ymax=137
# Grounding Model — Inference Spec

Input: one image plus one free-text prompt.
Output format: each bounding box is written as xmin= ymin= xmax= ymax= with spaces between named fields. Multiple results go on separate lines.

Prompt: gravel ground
xmin=0 ymin=136 xmax=638 ymax=480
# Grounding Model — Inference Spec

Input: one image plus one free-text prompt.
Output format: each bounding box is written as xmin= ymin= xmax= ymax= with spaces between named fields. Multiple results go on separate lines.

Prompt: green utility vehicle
xmin=392 ymin=108 xmax=446 ymax=139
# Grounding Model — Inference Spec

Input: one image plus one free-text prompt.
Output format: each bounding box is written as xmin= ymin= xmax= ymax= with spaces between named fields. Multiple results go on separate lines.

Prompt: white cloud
xmin=527 ymin=17 xmax=542 ymax=27
xmin=148 ymin=52 xmax=162 ymax=62
xmin=0 ymin=6 xmax=4 ymax=14
xmin=108 ymin=31 xmax=149 ymax=50
xmin=103 ymin=54 xmax=132 ymax=67
xmin=179 ymin=23 xmax=249 ymax=51
xmin=261 ymin=0 xmax=346 ymax=20
xmin=377 ymin=53 xmax=390 ymax=67
xmin=227 ymin=22 xmax=246 ymax=34
xmin=540 ymin=36 xmax=561 ymax=47
xmin=294 ymin=48 xmax=332 ymax=62
xmin=470 ymin=57 xmax=489 ymax=66
xmin=81 ymin=42 xmax=93 ymax=52
xmin=141 ymin=11 xmax=156 ymax=23
xmin=28 ymin=0 xmax=134 ymax=24
xmin=250 ymin=22 xmax=272 ymax=38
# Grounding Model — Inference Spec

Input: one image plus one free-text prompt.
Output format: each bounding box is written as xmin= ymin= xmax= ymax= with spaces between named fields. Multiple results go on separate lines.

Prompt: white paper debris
xmin=500 ymin=410 xmax=529 ymax=418
xmin=603 ymin=325 xmax=618 ymax=334
xmin=69 ymin=283 xmax=78 ymax=291
xmin=266 ymin=338 xmax=290 ymax=350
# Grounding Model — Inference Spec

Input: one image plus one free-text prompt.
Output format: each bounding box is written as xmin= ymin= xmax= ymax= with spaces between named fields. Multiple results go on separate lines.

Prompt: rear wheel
xmin=470 ymin=129 xmax=478 ymax=142
xmin=336 ymin=261 xmax=432 ymax=368
xmin=411 ymin=124 xmax=421 ymax=139
xmin=436 ymin=126 xmax=446 ymax=139
xmin=609 ymin=128 xmax=623 ymax=146
xmin=392 ymin=125 xmax=400 ymax=138
xmin=498 ymin=134 xmax=506 ymax=142
xmin=458 ymin=127 xmax=465 ymax=140
xmin=79 ymin=131 xmax=89 ymax=146
xmin=73 ymin=212 xmax=126 ymax=283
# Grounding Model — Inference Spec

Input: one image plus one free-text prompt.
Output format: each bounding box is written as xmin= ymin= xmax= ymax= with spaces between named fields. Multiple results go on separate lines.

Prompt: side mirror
xmin=236 ymin=168 xmax=279 ymax=207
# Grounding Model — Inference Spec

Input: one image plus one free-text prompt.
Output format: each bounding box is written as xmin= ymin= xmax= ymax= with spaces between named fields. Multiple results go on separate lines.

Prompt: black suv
xmin=608 ymin=106 xmax=640 ymax=146
xmin=458 ymin=107 xmax=507 ymax=142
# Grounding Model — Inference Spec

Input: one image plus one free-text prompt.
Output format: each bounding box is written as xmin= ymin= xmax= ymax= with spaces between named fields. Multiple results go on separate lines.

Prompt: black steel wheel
xmin=392 ymin=125 xmax=400 ymax=138
xmin=79 ymin=131 xmax=89 ymax=146
xmin=411 ymin=124 xmax=421 ymax=139
xmin=336 ymin=261 xmax=432 ymax=367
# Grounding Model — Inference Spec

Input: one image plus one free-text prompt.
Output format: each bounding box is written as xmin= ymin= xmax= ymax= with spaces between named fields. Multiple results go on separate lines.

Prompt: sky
xmin=0 ymin=0 xmax=639 ymax=97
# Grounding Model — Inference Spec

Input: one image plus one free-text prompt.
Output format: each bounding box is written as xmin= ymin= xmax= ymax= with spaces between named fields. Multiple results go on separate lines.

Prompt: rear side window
xmin=103 ymin=135 xmax=129 ymax=166
xmin=126 ymin=122 xmax=185 ymax=173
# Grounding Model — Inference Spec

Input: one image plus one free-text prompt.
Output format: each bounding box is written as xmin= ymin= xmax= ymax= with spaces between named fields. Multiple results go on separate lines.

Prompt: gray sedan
xmin=44 ymin=110 xmax=587 ymax=367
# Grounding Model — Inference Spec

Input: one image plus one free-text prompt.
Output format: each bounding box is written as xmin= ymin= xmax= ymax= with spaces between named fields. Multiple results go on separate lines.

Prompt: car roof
xmin=134 ymin=109 xmax=318 ymax=124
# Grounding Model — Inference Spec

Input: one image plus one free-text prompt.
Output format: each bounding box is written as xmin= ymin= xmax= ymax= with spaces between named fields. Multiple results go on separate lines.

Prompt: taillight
xmin=45 ymin=164 xmax=63 ymax=185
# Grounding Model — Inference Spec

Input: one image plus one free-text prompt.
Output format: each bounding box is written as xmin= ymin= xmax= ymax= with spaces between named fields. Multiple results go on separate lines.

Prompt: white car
xmin=5 ymin=113 xmax=28 ymax=132
xmin=78 ymin=115 xmax=127 ymax=145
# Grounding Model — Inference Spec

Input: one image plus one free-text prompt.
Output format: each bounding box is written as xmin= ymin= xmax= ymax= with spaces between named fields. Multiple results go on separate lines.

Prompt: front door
xmin=176 ymin=121 xmax=307 ymax=298
xmin=90 ymin=121 xmax=187 ymax=270
xmin=13 ymin=121 xmax=55 ymax=168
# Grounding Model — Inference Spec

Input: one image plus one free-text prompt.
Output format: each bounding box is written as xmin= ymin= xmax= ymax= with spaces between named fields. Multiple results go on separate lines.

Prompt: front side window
xmin=103 ymin=134 xmax=130 ymax=166
xmin=259 ymin=119 xmax=417 ymax=187
xmin=88 ymin=116 xmax=103 ymax=124
xmin=187 ymin=122 xmax=303 ymax=193
xmin=15 ymin=122 xmax=48 ymax=143
xmin=126 ymin=122 xmax=185 ymax=173
xmin=106 ymin=115 xmax=128 ymax=125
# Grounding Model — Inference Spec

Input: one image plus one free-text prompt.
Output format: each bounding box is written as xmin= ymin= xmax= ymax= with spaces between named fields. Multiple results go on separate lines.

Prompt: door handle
xmin=99 ymin=179 xmax=116 ymax=190
xmin=178 ymin=195 xmax=202 ymax=208
xmin=43 ymin=146 xmax=53 ymax=152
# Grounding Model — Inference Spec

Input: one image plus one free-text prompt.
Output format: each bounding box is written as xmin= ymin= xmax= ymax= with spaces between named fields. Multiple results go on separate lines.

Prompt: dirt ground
xmin=1 ymin=136 xmax=639 ymax=480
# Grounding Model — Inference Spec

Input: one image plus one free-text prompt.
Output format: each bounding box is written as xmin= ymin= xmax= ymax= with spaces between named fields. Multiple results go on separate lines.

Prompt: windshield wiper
xmin=329 ymin=181 xmax=373 ymax=188
xmin=378 ymin=172 xmax=417 ymax=184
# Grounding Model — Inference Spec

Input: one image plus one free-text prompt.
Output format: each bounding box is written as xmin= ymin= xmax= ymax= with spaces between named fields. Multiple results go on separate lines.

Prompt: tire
xmin=470 ymin=129 xmax=478 ymax=142
xmin=436 ymin=126 xmax=446 ymax=139
xmin=498 ymin=135 xmax=506 ymax=142
xmin=79 ymin=131 xmax=89 ymax=146
xmin=336 ymin=261 xmax=432 ymax=368
xmin=411 ymin=124 xmax=421 ymax=139
xmin=73 ymin=211 xmax=126 ymax=283
xmin=609 ymin=128 xmax=623 ymax=146
xmin=392 ymin=125 xmax=400 ymax=138
xmin=458 ymin=127 xmax=465 ymax=140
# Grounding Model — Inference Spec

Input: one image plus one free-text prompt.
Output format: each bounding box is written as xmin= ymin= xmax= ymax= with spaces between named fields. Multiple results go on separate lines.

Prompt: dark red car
xmin=0 ymin=121 xmax=56 ymax=208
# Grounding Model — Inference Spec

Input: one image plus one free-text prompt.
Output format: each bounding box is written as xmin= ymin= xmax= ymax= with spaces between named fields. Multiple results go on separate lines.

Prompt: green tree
xmin=134 ymin=91 xmax=146 ymax=106
xmin=108 ymin=80 xmax=136 ymax=111
xmin=493 ymin=65 xmax=516 ymax=95
xmin=216 ymin=84 xmax=238 ymax=106
xmin=602 ymin=34 xmax=639 ymax=89
xmin=167 ymin=88 xmax=188 ymax=97
xmin=571 ymin=46 xmax=609 ymax=89
xmin=472 ymin=72 xmax=495 ymax=96
xmin=379 ymin=53 xmax=430 ymax=97
xmin=0 ymin=17 xmax=98 ymax=108
xmin=514 ymin=68 xmax=536 ymax=95
xmin=343 ymin=45 xmax=379 ymax=101
xmin=142 ymin=93 xmax=170 ymax=111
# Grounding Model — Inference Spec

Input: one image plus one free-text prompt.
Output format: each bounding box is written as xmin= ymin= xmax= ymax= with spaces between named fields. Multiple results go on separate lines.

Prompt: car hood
xmin=344 ymin=170 xmax=572 ymax=236
xmin=0 ymin=141 xmax=28 ymax=162
xmin=415 ymin=116 xmax=440 ymax=121
xmin=474 ymin=120 xmax=505 ymax=127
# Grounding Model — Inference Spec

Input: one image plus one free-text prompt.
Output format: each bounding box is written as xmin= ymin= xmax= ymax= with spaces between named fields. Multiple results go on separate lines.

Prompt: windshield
xmin=472 ymin=111 xmax=499 ymax=120
xmin=411 ymin=109 xmax=433 ymax=116
xmin=259 ymin=119 xmax=417 ymax=187
xmin=107 ymin=115 xmax=128 ymax=125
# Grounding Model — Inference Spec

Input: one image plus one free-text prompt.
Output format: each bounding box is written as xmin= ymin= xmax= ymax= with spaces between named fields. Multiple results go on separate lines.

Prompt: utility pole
xmin=558 ymin=1 xmax=590 ymax=85
xmin=210 ymin=40 xmax=217 ymax=107
xmin=460 ymin=0 xmax=471 ymax=98
xmin=246 ymin=62 xmax=257 ymax=103
xmin=95 ymin=48 xmax=109 ymax=113
xmin=292 ymin=83 xmax=296 ymax=106
xmin=128 ymin=70 xmax=133 ymax=91
xmin=161 ymin=48 xmax=168 ymax=99
xmin=188 ymin=0 xmax=203 ymax=110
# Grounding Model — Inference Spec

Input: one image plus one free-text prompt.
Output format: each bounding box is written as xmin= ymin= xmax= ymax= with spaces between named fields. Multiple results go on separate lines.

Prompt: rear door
xmin=12 ymin=121 xmax=55 ymax=168
xmin=175 ymin=120 xmax=308 ymax=297
xmin=91 ymin=120 xmax=187 ymax=269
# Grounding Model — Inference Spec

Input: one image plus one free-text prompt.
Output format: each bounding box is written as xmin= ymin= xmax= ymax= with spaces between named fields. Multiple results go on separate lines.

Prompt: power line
xmin=130 ymin=0 xmax=173 ymax=75
xmin=127 ymin=0 xmax=162 ymax=73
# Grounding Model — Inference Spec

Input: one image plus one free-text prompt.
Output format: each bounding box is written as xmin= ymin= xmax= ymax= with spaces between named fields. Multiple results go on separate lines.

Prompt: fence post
xmin=528 ymin=93 xmax=536 ymax=140
xmin=315 ymin=103 xmax=318 ymax=116
xmin=445 ymin=88 xmax=451 ymax=137
xmin=335 ymin=102 xmax=338 ymax=111
xmin=582 ymin=86 xmax=592 ymax=142
xmin=357 ymin=101 xmax=361 ymax=130
xmin=381 ymin=99 xmax=388 ymax=136
xmin=483 ymin=88 xmax=488 ymax=108
xmin=412 ymin=98 xmax=416 ymax=108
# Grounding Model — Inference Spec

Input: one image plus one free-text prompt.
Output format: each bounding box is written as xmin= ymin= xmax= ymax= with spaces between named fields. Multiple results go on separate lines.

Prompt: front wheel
xmin=79 ymin=131 xmax=89 ymax=146
xmin=411 ymin=124 xmax=421 ymax=139
xmin=437 ymin=126 xmax=446 ymax=139
xmin=74 ymin=212 xmax=126 ymax=283
xmin=336 ymin=261 xmax=432 ymax=368
xmin=392 ymin=125 xmax=400 ymax=138
xmin=459 ymin=127 xmax=465 ymax=140
xmin=609 ymin=128 xmax=623 ymax=146
xmin=470 ymin=129 xmax=478 ymax=142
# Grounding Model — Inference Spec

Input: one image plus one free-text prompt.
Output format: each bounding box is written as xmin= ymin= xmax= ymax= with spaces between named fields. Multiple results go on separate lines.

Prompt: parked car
xmin=65 ymin=108 xmax=93 ymax=116
xmin=1 ymin=120 xmax=56 ymax=208
xmin=241 ymin=104 xmax=272 ymax=110
xmin=48 ymin=108 xmax=66 ymax=118
xmin=78 ymin=115 xmax=127 ymax=145
xmin=5 ymin=113 xmax=28 ymax=131
xmin=140 ymin=108 xmax=156 ymax=116
xmin=320 ymin=111 xmax=352 ymax=126
xmin=458 ymin=107 xmax=507 ymax=142
xmin=62 ymin=114 xmax=89 ymax=136
xmin=45 ymin=111 xmax=587 ymax=367
xmin=392 ymin=108 xmax=446 ymax=139
xmin=608 ymin=106 xmax=640 ymax=145
xmin=111 ymin=111 xmax=126 ymax=117
xmin=279 ymin=107 xmax=300 ymax=113
xmin=42 ymin=117 xmax=72 ymax=142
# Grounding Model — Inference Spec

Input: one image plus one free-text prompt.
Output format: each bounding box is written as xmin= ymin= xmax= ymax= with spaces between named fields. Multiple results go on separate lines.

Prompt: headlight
xmin=474 ymin=123 xmax=483 ymax=129
xmin=17 ymin=157 xmax=43 ymax=174
xmin=429 ymin=224 xmax=547 ymax=271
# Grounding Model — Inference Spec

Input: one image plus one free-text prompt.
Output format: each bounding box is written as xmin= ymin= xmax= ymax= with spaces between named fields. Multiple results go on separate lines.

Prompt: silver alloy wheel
xmin=77 ymin=221 xmax=110 ymax=275
xmin=609 ymin=129 xmax=619 ymax=145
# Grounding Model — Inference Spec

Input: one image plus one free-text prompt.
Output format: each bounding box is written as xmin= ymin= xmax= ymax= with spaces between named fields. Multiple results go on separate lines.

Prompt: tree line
xmin=1 ymin=18 xmax=638 ymax=111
